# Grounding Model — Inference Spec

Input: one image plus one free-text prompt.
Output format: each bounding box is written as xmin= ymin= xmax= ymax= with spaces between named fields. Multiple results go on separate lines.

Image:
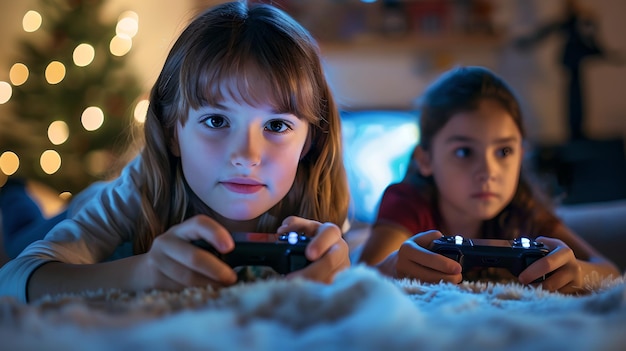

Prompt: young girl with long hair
xmin=0 ymin=1 xmax=350 ymax=302
xmin=358 ymin=66 xmax=619 ymax=294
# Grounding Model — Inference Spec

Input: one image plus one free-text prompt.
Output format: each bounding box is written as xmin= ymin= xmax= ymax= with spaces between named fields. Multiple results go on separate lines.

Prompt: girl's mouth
xmin=221 ymin=179 xmax=265 ymax=194
xmin=471 ymin=192 xmax=497 ymax=200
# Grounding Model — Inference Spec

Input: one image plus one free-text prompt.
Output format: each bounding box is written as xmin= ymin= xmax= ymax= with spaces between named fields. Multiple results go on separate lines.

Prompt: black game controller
xmin=430 ymin=235 xmax=550 ymax=280
xmin=192 ymin=232 xmax=311 ymax=275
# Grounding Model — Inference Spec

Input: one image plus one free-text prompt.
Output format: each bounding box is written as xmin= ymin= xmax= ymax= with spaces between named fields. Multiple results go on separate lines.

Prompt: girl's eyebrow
xmin=444 ymin=135 xmax=475 ymax=144
xmin=444 ymin=135 xmax=520 ymax=144
xmin=493 ymin=136 xmax=520 ymax=144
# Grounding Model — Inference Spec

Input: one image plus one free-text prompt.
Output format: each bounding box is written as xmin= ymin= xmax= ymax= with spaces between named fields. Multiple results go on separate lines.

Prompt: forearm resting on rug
xmin=27 ymin=256 xmax=147 ymax=301
xmin=358 ymin=224 xmax=410 ymax=268
xmin=574 ymin=258 xmax=621 ymax=290
xmin=549 ymin=259 xmax=621 ymax=295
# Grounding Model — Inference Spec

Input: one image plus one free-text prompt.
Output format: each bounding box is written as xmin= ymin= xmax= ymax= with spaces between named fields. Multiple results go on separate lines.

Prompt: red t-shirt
xmin=376 ymin=182 xmax=561 ymax=240
xmin=374 ymin=182 xmax=437 ymax=235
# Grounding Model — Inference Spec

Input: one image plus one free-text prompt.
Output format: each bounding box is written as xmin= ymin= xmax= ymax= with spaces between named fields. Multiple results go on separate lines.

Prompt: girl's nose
xmin=475 ymin=154 xmax=496 ymax=182
xmin=231 ymin=129 xmax=261 ymax=167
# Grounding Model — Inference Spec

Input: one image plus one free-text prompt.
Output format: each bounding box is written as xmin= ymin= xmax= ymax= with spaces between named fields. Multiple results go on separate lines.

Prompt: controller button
xmin=287 ymin=232 xmax=299 ymax=245
xmin=520 ymin=237 xmax=531 ymax=248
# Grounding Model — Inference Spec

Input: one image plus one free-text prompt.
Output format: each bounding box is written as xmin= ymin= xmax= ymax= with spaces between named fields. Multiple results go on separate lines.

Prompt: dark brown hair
xmin=406 ymin=66 xmax=559 ymax=239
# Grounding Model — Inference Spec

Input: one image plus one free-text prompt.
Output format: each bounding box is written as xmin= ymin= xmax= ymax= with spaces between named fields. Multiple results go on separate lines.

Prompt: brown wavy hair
xmin=133 ymin=1 xmax=349 ymax=253
xmin=405 ymin=66 xmax=560 ymax=239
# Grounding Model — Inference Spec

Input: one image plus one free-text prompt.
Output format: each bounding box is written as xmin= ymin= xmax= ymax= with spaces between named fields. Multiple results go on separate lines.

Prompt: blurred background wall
xmin=3 ymin=0 xmax=625 ymax=143
xmin=0 ymin=0 xmax=625 ymax=204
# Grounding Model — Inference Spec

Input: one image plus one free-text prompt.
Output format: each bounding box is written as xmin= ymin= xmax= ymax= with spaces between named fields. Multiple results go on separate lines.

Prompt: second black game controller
xmin=192 ymin=232 xmax=311 ymax=275
xmin=430 ymin=235 xmax=550 ymax=280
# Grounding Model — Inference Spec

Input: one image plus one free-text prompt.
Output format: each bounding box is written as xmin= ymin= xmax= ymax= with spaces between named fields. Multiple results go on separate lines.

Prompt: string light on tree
xmin=110 ymin=11 xmax=138 ymax=57
xmin=81 ymin=106 xmax=105 ymax=131
xmin=45 ymin=61 xmax=66 ymax=84
xmin=40 ymin=150 xmax=61 ymax=175
xmin=22 ymin=10 xmax=42 ymax=32
xmin=0 ymin=0 xmax=144 ymax=194
xmin=0 ymin=151 xmax=20 ymax=176
xmin=117 ymin=11 xmax=139 ymax=38
xmin=0 ymin=82 xmax=12 ymax=104
xmin=9 ymin=63 xmax=29 ymax=86
xmin=48 ymin=121 xmax=70 ymax=145
xmin=133 ymin=99 xmax=149 ymax=123
xmin=73 ymin=44 xmax=95 ymax=67
xmin=59 ymin=191 xmax=72 ymax=201
xmin=110 ymin=35 xmax=132 ymax=57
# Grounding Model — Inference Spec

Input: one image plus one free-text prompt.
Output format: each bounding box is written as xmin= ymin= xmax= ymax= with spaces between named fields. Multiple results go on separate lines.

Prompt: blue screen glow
xmin=341 ymin=110 xmax=419 ymax=223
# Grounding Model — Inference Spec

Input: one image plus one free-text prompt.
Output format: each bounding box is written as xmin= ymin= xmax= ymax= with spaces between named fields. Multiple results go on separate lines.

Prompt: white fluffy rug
xmin=1 ymin=265 xmax=626 ymax=350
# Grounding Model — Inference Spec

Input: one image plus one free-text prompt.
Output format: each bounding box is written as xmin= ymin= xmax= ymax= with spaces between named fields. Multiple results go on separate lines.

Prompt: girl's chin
xmin=220 ymin=212 xmax=260 ymax=222
xmin=215 ymin=208 xmax=265 ymax=223
xmin=467 ymin=204 xmax=504 ymax=220
xmin=476 ymin=209 xmax=505 ymax=221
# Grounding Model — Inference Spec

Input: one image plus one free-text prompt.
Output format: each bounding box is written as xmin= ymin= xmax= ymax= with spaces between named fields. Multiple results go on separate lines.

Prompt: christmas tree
xmin=0 ymin=0 xmax=143 ymax=195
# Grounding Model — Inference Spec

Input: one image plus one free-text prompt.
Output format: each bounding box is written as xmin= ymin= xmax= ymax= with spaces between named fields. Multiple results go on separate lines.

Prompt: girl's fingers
xmin=279 ymin=216 xmax=349 ymax=282
xmin=170 ymin=215 xmax=234 ymax=253
xmin=149 ymin=215 xmax=238 ymax=286
xmin=399 ymin=239 xmax=462 ymax=275
xmin=304 ymin=222 xmax=343 ymax=261
xmin=518 ymin=236 xmax=580 ymax=291
xmin=278 ymin=216 xmax=343 ymax=261
xmin=153 ymin=250 xmax=232 ymax=290
xmin=412 ymin=230 xmax=444 ymax=249
xmin=403 ymin=230 xmax=462 ymax=275
xmin=287 ymin=240 xmax=349 ymax=283
xmin=276 ymin=215 xmax=318 ymax=235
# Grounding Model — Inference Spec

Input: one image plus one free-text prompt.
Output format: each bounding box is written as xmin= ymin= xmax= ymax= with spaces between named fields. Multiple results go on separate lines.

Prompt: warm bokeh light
xmin=45 ymin=61 xmax=66 ymax=84
xmin=0 ymin=151 xmax=20 ymax=175
xmin=0 ymin=172 xmax=7 ymax=187
xmin=81 ymin=106 xmax=105 ymax=131
xmin=116 ymin=11 xmax=139 ymax=38
xmin=40 ymin=150 xmax=61 ymax=174
xmin=22 ymin=10 xmax=42 ymax=32
xmin=109 ymin=35 xmax=132 ymax=57
xmin=118 ymin=10 xmax=139 ymax=22
xmin=10 ymin=63 xmax=29 ymax=86
xmin=73 ymin=43 xmax=95 ymax=67
xmin=48 ymin=120 xmax=70 ymax=145
xmin=0 ymin=81 xmax=12 ymax=104
xmin=59 ymin=191 xmax=73 ymax=201
xmin=133 ymin=99 xmax=149 ymax=123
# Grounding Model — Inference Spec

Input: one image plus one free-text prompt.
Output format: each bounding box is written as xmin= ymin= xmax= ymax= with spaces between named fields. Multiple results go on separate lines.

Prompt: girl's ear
xmin=414 ymin=146 xmax=433 ymax=177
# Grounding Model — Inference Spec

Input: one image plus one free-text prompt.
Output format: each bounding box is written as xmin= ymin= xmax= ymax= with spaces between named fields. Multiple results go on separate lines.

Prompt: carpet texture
xmin=1 ymin=265 xmax=625 ymax=350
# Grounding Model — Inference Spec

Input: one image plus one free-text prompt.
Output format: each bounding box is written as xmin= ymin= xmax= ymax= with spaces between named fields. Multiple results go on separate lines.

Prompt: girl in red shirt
xmin=359 ymin=66 xmax=619 ymax=294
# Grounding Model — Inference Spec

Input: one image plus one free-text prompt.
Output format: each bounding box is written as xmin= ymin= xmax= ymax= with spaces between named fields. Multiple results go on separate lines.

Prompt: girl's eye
xmin=204 ymin=115 xmax=228 ymax=129
xmin=265 ymin=120 xmax=290 ymax=133
xmin=454 ymin=147 xmax=471 ymax=158
xmin=498 ymin=147 xmax=514 ymax=157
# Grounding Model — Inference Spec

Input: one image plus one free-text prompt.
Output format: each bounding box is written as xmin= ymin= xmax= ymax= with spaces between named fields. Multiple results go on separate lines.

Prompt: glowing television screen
xmin=341 ymin=110 xmax=419 ymax=224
